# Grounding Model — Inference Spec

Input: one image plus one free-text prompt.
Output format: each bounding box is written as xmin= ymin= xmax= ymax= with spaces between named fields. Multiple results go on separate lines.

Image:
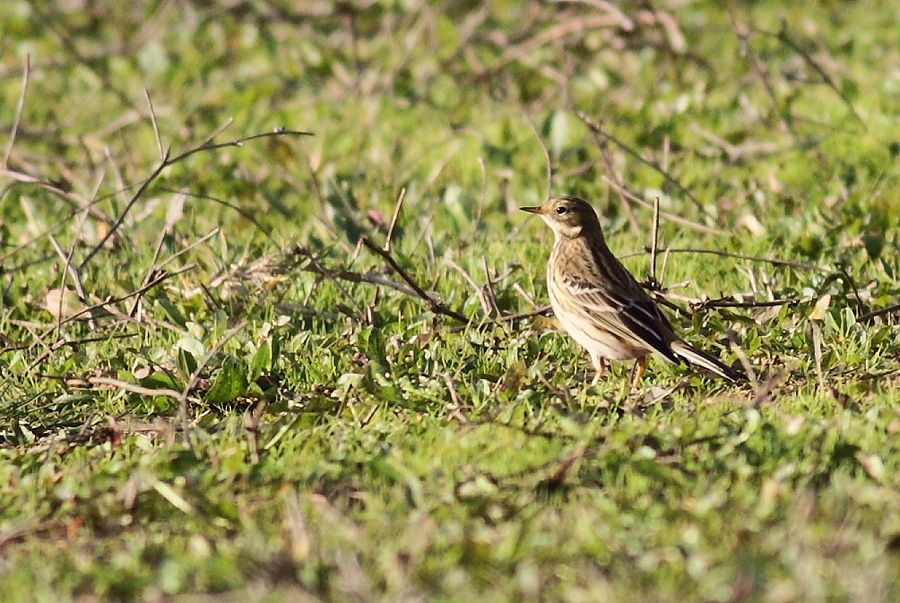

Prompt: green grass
xmin=1 ymin=1 xmax=898 ymax=601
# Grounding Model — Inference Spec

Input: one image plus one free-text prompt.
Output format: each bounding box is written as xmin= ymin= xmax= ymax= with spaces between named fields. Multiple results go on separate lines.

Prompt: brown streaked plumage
xmin=521 ymin=195 xmax=743 ymax=389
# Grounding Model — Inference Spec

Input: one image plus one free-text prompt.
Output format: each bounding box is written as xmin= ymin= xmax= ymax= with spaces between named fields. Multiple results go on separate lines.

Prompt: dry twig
xmin=360 ymin=237 xmax=469 ymax=323
xmin=578 ymin=111 xmax=706 ymax=211
xmin=79 ymin=128 xmax=312 ymax=270
xmin=754 ymin=23 xmax=865 ymax=127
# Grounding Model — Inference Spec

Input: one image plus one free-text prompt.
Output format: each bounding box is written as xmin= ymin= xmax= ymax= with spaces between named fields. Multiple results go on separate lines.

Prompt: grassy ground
xmin=1 ymin=1 xmax=898 ymax=601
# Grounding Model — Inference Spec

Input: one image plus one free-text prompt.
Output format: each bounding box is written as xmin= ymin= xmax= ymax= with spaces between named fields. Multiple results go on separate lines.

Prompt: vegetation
xmin=1 ymin=1 xmax=897 ymax=601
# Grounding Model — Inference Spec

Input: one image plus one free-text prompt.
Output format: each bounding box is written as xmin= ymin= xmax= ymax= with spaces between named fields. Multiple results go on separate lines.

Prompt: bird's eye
xmin=556 ymin=206 xmax=568 ymax=215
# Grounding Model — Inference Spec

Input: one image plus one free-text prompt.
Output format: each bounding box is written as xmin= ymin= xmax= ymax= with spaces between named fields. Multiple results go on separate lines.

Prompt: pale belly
xmin=548 ymin=285 xmax=645 ymax=361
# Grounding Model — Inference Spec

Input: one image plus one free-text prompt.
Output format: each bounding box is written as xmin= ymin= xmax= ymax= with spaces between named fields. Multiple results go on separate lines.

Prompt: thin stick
xmin=55 ymin=264 xmax=194 ymax=328
xmin=755 ymin=23 xmax=865 ymax=127
xmin=650 ymin=196 xmax=661 ymax=284
xmin=197 ymin=117 xmax=235 ymax=149
xmin=730 ymin=342 xmax=758 ymax=389
xmin=811 ymin=321 xmax=826 ymax=391
xmin=360 ymin=237 xmax=468 ymax=323
xmin=384 ymin=187 xmax=406 ymax=251
xmin=591 ymin=130 xmax=640 ymax=233
xmin=599 ymin=176 xmax=723 ymax=235
xmin=78 ymin=128 xmax=312 ymax=271
xmin=78 ymin=151 xmax=171 ymax=270
xmin=620 ymin=246 xmax=822 ymax=271
xmin=88 ymin=377 xmax=185 ymax=401
xmin=47 ymin=234 xmax=95 ymax=331
xmin=167 ymin=128 xmax=313 ymax=165
xmin=156 ymin=228 xmax=218 ymax=271
xmin=295 ymin=259 xmax=419 ymax=299
xmin=523 ymin=109 xmax=552 ymax=202
xmin=244 ymin=400 xmax=268 ymax=464
xmin=577 ymin=111 xmax=705 ymax=211
xmin=447 ymin=257 xmax=493 ymax=318
xmin=858 ymin=303 xmax=900 ymax=323
xmin=128 ymin=192 xmax=186 ymax=318
xmin=480 ymin=257 xmax=501 ymax=317
xmin=0 ymin=167 xmax=113 ymax=224
xmin=499 ymin=305 xmax=553 ymax=322
xmin=48 ymin=238 xmax=71 ymax=339
xmin=696 ymin=297 xmax=800 ymax=310
xmin=157 ymin=187 xmax=274 ymax=241
xmin=659 ymin=246 xmax=672 ymax=286
xmin=3 ymin=54 xmax=30 ymax=169
xmin=144 ymin=88 xmax=165 ymax=161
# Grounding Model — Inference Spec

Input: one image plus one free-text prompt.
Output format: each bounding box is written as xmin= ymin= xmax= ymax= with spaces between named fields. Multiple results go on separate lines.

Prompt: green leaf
xmin=175 ymin=336 xmax=205 ymax=360
xmin=140 ymin=371 xmax=181 ymax=391
xmin=206 ymin=356 xmax=249 ymax=405
xmin=177 ymin=349 xmax=197 ymax=379
xmin=249 ymin=340 xmax=271 ymax=382
xmin=270 ymin=331 xmax=281 ymax=373
xmin=157 ymin=297 xmax=187 ymax=328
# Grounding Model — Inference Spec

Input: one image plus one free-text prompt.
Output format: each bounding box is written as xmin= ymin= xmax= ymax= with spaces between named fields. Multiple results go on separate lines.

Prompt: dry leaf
xmin=809 ymin=294 xmax=831 ymax=321
xmin=737 ymin=212 xmax=766 ymax=236
xmin=855 ymin=452 xmax=884 ymax=483
xmin=44 ymin=287 xmax=85 ymax=320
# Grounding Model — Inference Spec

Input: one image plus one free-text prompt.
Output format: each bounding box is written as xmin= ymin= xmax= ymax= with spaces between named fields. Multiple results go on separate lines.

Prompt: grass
xmin=1 ymin=1 xmax=898 ymax=601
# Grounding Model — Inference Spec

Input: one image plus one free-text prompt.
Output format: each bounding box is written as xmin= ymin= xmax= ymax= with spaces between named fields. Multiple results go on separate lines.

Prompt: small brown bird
xmin=521 ymin=195 xmax=743 ymax=389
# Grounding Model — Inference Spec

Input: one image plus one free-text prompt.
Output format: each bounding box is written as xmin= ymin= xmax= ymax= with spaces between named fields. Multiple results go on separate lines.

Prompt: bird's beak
xmin=519 ymin=206 xmax=543 ymax=215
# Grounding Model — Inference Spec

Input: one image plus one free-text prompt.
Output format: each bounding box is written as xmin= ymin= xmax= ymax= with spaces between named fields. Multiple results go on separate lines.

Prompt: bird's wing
xmin=557 ymin=272 xmax=680 ymax=363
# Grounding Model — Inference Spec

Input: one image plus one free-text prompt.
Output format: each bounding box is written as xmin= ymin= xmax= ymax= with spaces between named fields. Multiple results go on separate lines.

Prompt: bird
xmin=521 ymin=195 xmax=744 ymax=390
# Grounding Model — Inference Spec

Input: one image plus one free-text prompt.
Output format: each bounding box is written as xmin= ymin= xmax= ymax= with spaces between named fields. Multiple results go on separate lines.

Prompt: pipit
xmin=521 ymin=195 xmax=743 ymax=390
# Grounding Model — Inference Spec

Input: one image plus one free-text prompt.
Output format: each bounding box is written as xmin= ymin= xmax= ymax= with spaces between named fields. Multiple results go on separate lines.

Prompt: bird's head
xmin=520 ymin=195 xmax=601 ymax=238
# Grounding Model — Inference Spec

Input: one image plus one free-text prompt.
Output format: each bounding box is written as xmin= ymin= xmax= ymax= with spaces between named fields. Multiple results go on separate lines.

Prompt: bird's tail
xmin=670 ymin=340 xmax=745 ymax=382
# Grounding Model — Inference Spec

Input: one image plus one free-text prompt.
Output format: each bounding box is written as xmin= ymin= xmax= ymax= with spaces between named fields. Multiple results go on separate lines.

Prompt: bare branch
xmin=47 ymin=234 xmax=95 ymax=331
xmin=384 ymin=187 xmax=406 ymax=251
xmin=499 ymin=305 xmax=553 ymax=322
xmin=620 ymin=246 xmax=824 ymax=272
xmin=447 ymin=256 xmax=493 ymax=318
xmin=589 ymin=127 xmax=640 ymax=232
xmin=650 ymin=196 xmax=661 ymax=284
xmin=288 ymin=249 xmax=420 ymax=299
xmin=78 ymin=128 xmax=312 ymax=271
xmin=360 ymin=237 xmax=469 ymax=323
xmin=57 ymin=264 xmax=195 ymax=328
xmin=600 ymin=175 xmax=725 ymax=235
xmin=0 ymin=167 xmax=113 ymax=224
xmin=858 ymin=303 xmax=900 ymax=323
xmin=88 ymin=377 xmax=186 ymax=401
xmin=144 ymin=88 xmax=165 ymax=161
xmin=578 ymin=111 xmax=706 ymax=212
xmin=754 ymin=23 xmax=865 ymax=127
xmin=158 ymin=187 xmax=275 ymax=242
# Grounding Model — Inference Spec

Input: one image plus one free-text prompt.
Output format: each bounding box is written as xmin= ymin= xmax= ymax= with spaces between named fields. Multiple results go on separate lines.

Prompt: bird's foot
xmin=629 ymin=357 xmax=647 ymax=393
xmin=590 ymin=357 xmax=608 ymax=387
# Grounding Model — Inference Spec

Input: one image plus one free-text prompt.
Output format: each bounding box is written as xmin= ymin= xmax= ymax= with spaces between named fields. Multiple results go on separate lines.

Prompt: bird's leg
xmin=630 ymin=357 xmax=647 ymax=392
xmin=590 ymin=355 xmax=608 ymax=386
